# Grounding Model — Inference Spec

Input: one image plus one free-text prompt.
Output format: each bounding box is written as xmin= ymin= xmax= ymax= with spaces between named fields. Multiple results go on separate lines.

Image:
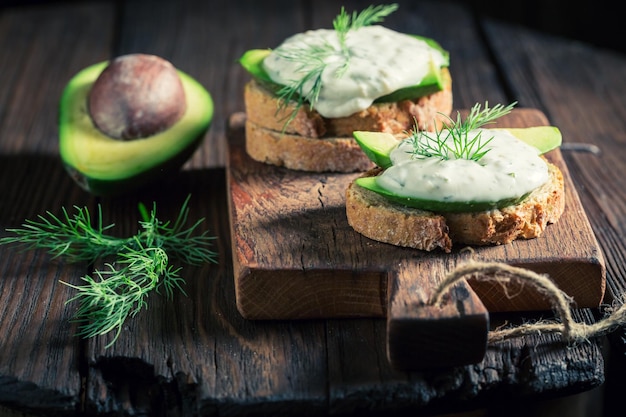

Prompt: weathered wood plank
xmin=479 ymin=16 xmax=626 ymax=415
xmin=80 ymin=170 xmax=331 ymax=416
xmin=0 ymin=1 xmax=116 ymax=414
xmin=482 ymin=19 xmax=626 ymax=299
xmin=0 ymin=0 xmax=616 ymax=415
xmin=81 ymin=1 xmax=332 ymax=415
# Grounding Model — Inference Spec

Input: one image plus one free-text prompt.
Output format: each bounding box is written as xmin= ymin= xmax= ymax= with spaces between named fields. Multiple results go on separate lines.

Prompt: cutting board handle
xmin=386 ymin=262 xmax=489 ymax=370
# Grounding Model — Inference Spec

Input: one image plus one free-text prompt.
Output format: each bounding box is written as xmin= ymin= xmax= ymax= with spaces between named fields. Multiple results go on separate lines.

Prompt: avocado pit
xmin=87 ymin=53 xmax=187 ymax=140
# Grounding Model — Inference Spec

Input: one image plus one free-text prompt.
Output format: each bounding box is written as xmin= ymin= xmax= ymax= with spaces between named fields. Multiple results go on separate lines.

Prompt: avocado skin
xmin=59 ymin=61 xmax=213 ymax=197
xmin=62 ymin=134 xmax=204 ymax=197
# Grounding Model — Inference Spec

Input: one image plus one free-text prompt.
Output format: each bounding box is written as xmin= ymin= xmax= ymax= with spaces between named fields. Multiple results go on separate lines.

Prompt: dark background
xmin=469 ymin=0 xmax=624 ymax=55
xmin=1 ymin=0 xmax=623 ymax=56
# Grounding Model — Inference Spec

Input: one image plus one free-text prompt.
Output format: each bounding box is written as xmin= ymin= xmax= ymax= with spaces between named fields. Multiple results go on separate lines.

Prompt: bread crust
xmin=245 ymin=120 xmax=376 ymax=172
xmin=345 ymin=161 xmax=565 ymax=252
xmin=244 ymin=68 xmax=453 ymax=172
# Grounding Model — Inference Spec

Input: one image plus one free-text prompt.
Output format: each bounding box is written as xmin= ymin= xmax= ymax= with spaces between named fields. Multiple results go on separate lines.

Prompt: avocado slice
xmin=59 ymin=61 xmax=213 ymax=196
xmin=353 ymin=126 xmax=562 ymax=167
xmin=355 ymin=176 xmax=529 ymax=213
xmin=352 ymin=126 xmax=561 ymax=212
xmin=374 ymin=54 xmax=446 ymax=102
xmin=239 ymin=34 xmax=449 ymax=103
xmin=352 ymin=131 xmax=398 ymax=169
xmin=490 ymin=126 xmax=562 ymax=154
xmin=239 ymin=49 xmax=274 ymax=83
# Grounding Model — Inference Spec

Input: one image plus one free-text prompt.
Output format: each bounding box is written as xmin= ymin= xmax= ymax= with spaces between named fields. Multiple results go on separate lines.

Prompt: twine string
xmin=428 ymin=260 xmax=626 ymax=344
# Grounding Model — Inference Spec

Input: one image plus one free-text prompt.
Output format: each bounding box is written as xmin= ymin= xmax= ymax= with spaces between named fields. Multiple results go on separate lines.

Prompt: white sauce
xmin=262 ymin=25 xmax=447 ymax=118
xmin=377 ymin=129 xmax=549 ymax=202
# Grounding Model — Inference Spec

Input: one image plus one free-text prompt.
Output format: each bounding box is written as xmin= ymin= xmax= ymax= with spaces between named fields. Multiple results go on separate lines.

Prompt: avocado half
xmin=59 ymin=61 xmax=214 ymax=196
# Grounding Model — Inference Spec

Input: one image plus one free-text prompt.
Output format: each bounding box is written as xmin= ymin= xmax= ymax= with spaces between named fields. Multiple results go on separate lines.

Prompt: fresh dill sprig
xmin=333 ymin=4 xmax=399 ymax=54
xmin=274 ymin=42 xmax=335 ymax=127
xmin=0 ymin=195 xmax=217 ymax=347
xmin=0 ymin=204 xmax=123 ymax=262
xmin=275 ymin=3 xmax=398 ymax=127
xmin=407 ymin=101 xmax=517 ymax=162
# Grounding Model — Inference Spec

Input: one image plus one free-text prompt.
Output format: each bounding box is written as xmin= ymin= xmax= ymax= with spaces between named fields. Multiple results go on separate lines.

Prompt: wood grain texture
xmin=0 ymin=2 xmax=114 ymax=414
xmin=0 ymin=0 xmax=620 ymax=414
xmin=483 ymin=24 xmax=626 ymax=408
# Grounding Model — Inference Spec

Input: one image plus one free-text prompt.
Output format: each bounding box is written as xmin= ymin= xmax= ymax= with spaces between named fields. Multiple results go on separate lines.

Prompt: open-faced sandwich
xmin=239 ymin=3 xmax=453 ymax=172
xmin=346 ymin=102 xmax=565 ymax=253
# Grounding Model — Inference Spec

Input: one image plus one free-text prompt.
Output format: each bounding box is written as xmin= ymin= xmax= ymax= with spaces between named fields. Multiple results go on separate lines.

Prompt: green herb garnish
xmin=333 ymin=4 xmax=399 ymax=57
xmin=274 ymin=3 xmax=398 ymax=127
xmin=407 ymin=101 xmax=517 ymax=162
xmin=0 ymin=195 xmax=217 ymax=347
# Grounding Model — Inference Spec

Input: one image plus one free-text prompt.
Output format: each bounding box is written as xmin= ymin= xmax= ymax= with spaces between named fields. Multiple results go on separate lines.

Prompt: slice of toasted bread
xmin=243 ymin=68 xmax=453 ymax=172
xmin=345 ymin=160 xmax=565 ymax=252
xmin=245 ymin=120 xmax=377 ymax=172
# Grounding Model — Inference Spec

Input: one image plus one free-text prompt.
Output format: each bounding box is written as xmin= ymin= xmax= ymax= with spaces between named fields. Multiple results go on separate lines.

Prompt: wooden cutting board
xmin=225 ymin=109 xmax=606 ymax=370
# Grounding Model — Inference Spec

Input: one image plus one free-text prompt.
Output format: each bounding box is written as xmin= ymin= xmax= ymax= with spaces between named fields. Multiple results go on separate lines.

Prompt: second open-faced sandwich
xmin=239 ymin=3 xmax=453 ymax=172
xmin=345 ymin=102 xmax=565 ymax=253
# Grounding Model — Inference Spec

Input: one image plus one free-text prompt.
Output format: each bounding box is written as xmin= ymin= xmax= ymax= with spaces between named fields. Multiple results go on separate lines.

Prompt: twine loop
xmin=429 ymin=260 xmax=626 ymax=344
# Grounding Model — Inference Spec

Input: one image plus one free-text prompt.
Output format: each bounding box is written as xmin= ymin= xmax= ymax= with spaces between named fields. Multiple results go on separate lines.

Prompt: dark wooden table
xmin=1 ymin=0 xmax=625 ymax=416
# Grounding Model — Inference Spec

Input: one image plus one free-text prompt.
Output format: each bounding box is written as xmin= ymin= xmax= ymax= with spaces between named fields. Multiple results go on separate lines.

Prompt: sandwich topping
xmin=262 ymin=6 xmax=447 ymax=118
xmin=352 ymin=102 xmax=562 ymax=212
xmin=378 ymin=128 xmax=549 ymax=203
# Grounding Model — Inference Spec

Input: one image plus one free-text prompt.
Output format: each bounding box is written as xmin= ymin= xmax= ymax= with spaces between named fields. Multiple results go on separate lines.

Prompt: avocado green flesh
xmin=239 ymin=49 xmax=274 ymax=83
xmin=375 ymin=58 xmax=444 ymax=102
xmin=59 ymin=61 xmax=213 ymax=196
xmin=355 ymin=176 xmax=528 ymax=213
xmin=239 ymin=39 xmax=449 ymax=104
xmin=352 ymin=131 xmax=397 ymax=169
xmin=352 ymin=126 xmax=561 ymax=212
xmin=490 ymin=126 xmax=562 ymax=154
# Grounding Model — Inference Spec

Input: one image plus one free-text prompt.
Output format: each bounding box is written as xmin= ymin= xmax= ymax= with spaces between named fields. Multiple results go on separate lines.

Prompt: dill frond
xmin=407 ymin=101 xmax=517 ymax=161
xmin=274 ymin=4 xmax=399 ymax=128
xmin=0 ymin=194 xmax=218 ymax=347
